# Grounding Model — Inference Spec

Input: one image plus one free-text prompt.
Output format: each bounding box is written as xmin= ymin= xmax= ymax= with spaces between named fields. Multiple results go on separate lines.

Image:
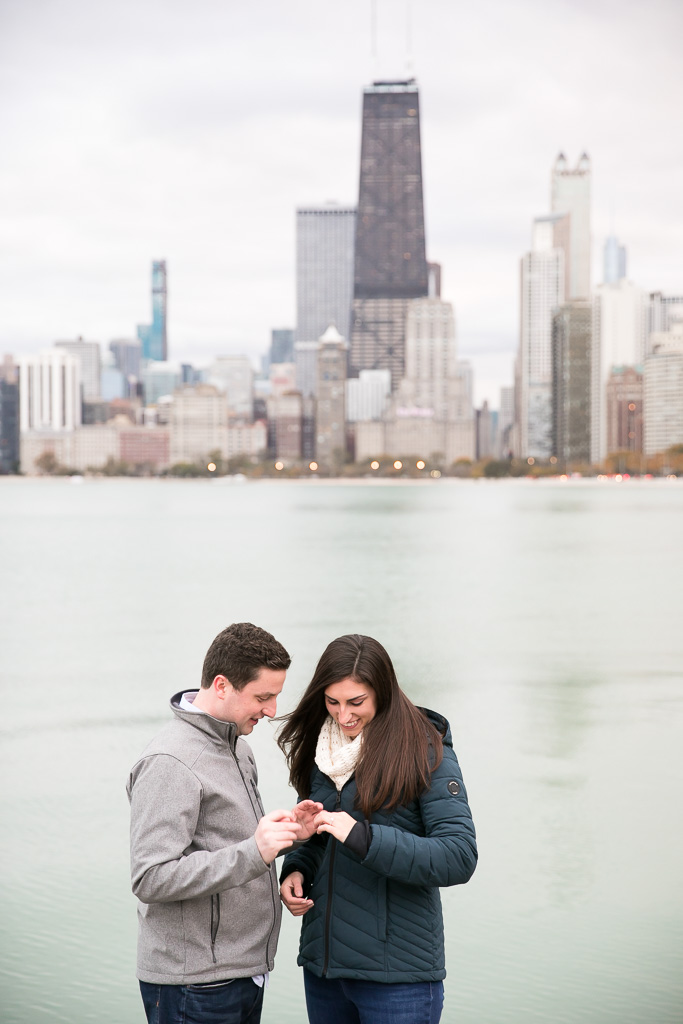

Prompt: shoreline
xmin=1 ymin=474 xmax=680 ymax=487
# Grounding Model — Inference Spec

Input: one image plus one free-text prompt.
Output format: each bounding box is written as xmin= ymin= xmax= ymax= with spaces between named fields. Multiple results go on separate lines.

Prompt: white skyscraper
xmin=19 ymin=348 xmax=82 ymax=432
xmin=517 ymin=215 xmax=566 ymax=458
xmin=296 ymin=203 xmax=356 ymax=345
xmin=643 ymin=323 xmax=683 ymax=456
xmin=346 ymin=370 xmax=391 ymax=423
xmin=55 ymin=337 xmax=101 ymax=400
xmin=591 ymin=279 xmax=648 ymax=462
xmin=551 ymin=153 xmax=591 ymax=300
xmin=207 ymin=356 xmax=254 ymax=419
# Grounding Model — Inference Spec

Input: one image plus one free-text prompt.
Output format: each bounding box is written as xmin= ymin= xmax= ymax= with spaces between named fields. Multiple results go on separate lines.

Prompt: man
xmin=127 ymin=622 xmax=321 ymax=1024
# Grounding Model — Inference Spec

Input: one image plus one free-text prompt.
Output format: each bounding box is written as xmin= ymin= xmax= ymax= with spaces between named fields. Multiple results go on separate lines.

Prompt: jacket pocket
xmin=210 ymin=893 xmax=221 ymax=963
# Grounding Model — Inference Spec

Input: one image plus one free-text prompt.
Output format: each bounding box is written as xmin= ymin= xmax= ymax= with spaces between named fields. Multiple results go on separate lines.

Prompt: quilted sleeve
xmin=361 ymin=746 xmax=477 ymax=888
xmin=279 ymin=831 xmax=328 ymax=894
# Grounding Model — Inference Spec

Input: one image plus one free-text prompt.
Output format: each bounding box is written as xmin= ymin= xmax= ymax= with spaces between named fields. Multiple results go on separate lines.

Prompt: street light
xmin=393 ymin=461 xmax=402 ymax=470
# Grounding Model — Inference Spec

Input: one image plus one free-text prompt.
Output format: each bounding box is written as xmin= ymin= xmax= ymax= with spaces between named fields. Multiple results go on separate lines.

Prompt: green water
xmin=1 ymin=477 xmax=681 ymax=1023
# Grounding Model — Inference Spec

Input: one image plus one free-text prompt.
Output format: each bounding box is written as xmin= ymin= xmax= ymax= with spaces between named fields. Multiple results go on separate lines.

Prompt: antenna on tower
xmin=406 ymin=0 xmax=414 ymax=75
xmin=371 ymin=0 xmax=378 ymax=76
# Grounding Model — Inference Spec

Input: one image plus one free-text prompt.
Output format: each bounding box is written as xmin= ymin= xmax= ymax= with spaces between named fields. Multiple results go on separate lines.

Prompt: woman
xmin=278 ymin=634 xmax=477 ymax=1024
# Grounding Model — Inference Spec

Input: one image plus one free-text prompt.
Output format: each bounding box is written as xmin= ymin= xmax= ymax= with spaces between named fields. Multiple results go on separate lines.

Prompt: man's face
xmin=220 ymin=667 xmax=286 ymax=735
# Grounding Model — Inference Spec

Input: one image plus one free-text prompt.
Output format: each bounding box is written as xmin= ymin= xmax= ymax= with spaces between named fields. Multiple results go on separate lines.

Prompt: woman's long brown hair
xmin=277 ymin=634 xmax=444 ymax=818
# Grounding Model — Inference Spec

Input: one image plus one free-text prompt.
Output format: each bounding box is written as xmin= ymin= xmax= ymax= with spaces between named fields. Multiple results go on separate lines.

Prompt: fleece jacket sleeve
xmin=129 ymin=753 xmax=269 ymax=904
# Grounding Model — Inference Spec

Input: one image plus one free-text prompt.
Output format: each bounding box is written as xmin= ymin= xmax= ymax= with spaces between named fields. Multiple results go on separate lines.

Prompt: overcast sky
xmin=1 ymin=0 xmax=682 ymax=405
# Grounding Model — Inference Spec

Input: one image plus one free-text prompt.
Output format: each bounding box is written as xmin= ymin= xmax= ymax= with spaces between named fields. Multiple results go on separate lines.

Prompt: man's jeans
xmin=139 ymin=978 xmax=264 ymax=1024
xmin=303 ymin=969 xmax=444 ymax=1024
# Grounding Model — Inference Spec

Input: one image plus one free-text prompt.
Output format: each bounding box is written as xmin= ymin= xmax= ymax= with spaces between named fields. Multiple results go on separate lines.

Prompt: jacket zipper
xmin=229 ymin=740 xmax=280 ymax=969
xmin=322 ymin=788 xmax=342 ymax=977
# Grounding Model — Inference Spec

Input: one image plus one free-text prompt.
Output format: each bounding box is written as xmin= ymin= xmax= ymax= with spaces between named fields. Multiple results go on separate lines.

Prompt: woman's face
xmin=324 ymin=677 xmax=377 ymax=738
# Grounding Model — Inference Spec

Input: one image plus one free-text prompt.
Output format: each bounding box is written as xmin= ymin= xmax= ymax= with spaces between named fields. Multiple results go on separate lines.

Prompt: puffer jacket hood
xmin=281 ymin=706 xmax=477 ymax=984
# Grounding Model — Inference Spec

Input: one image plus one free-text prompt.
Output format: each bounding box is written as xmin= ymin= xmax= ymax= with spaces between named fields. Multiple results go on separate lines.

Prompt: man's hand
xmin=313 ymin=809 xmax=357 ymax=843
xmin=280 ymin=871 xmax=314 ymax=917
xmin=290 ymin=799 xmax=324 ymax=841
xmin=254 ymin=810 xmax=299 ymax=865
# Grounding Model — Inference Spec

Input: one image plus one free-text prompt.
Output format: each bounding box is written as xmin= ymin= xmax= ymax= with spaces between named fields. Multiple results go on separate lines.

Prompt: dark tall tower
xmin=350 ymin=80 xmax=429 ymax=389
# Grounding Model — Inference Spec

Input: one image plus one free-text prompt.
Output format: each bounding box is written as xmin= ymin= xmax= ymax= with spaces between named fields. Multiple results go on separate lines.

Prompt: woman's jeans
xmin=303 ymin=969 xmax=444 ymax=1024
xmin=139 ymin=978 xmax=264 ymax=1024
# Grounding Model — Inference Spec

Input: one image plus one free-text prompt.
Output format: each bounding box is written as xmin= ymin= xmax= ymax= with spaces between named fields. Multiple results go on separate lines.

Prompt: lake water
xmin=1 ymin=477 xmax=682 ymax=1024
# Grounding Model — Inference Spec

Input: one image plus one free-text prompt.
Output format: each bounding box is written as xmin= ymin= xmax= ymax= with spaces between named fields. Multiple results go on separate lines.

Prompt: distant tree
xmin=35 ymin=450 xmax=59 ymax=475
xmin=482 ymin=459 xmax=511 ymax=478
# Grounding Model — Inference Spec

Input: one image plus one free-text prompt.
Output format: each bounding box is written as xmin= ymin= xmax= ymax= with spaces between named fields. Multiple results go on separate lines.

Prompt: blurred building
xmin=517 ymin=214 xmax=567 ymax=458
xmin=269 ymin=329 xmax=295 ymax=366
xmin=643 ymin=324 xmax=683 ymax=455
xmin=476 ymin=402 xmax=495 ymax=460
xmin=591 ymin=279 xmax=647 ymax=462
xmin=226 ymin=420 xmax=267 ymax=461
xmin=0 ymin=379 xmax=20 ymax=473
xmin=350 ymin=80 xmax=429 ymax=389
xmin=315 ymin=326 xmax=347 ymax=470
xmin=296 ymin=204 xmax=355 ymax=346
xmin=19 ymin=348 xmax=82 ymax=431
xmin=141 ymin=361 xmax=181 ymax=406
xmin=207 ymin=355 xmax=254 ymax=419
xmin=346 ymin=370 xmax=391 ymax=423
xmin=269 ymin=362 xmax=297 ymax=397
xmin=170 ymin=384 xmax=228 ymax=465
xmin=55 ymin=337 xmax=101 ymax=400
xmin=552 ymin=302 xmax=593 ymax=465
xmin=551 ymin=152 xmax=591 ymax=301
xmin=498 ymin=386 xmax=514 ymax=458
xmin=355 ymin=297 xmax=474 ymax=463
xmin=647 ymin=292 xmax=683 ymax=354
xmin=137 ymin=260 xmax=168 ymax=362
xmin=605 ymin=367 xmax=643 ymax=455
xmin=110 ymin=338 xmax=142 ymax=380
xmin=294 ymin=341 xmax=318 ymax=398
xmin=267 ymin=392 xmax=303 ymax=460
xmin=603 ymin=235 xmax=627 ymax=284
xmin=1 ymin=355 xmax=18 ymax=384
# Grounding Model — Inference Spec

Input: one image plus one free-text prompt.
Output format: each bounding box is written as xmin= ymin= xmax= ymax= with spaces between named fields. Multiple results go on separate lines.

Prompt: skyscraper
xmin=350 ymin=80 xmax=429 ymax=389
xmin=19 ymin=349 xmax=82 ymax=432
xmin=643 ymin=324 xmax=683 ymax=455
xmin=591 ymin=279 xmax=647 ymax=462
xmin=517 ymin=215 xmax=566 ymax=458
xmin=552 ymin=302 xmax=592 ymax=465
xmin=55 ymin=337 xmax=102 ymax=400
xmin=551 ymin=153 xmax=591 ymax=300
xmin=315 ymin=325 xmax=347 ymax=470
xmin=0 ymin=379 xmax=19 ymax=473
xmin=296 ymin=204 xmax=355 ymax=345
xmin=603 ymin=236 xmax=627 ymax=284
xmin=138 ymin=260 xmax=168 ymax=362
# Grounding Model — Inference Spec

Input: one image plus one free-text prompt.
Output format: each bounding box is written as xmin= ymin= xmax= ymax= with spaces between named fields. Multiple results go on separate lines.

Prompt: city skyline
xmin=1 ymin=0 xmax=682 ymax=405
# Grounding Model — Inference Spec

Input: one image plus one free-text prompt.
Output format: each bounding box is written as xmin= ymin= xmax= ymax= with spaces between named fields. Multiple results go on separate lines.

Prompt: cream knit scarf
xmin=315 ymin=715 xmax=363 ymax=791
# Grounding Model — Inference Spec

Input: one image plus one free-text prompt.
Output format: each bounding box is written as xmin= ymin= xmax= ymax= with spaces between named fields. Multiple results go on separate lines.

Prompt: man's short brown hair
xmin=201 ymin=622 xmax=291 ymax=690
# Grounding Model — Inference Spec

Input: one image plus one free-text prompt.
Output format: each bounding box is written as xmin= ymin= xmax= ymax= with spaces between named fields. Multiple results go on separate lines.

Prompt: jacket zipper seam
xmin=229 ymin=741 xmax=279 ymax=969
xmin=322 ymin=788 xmax=342 ymax=976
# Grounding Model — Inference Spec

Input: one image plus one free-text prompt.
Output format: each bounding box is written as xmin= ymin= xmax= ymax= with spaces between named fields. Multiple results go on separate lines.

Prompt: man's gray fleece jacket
xmin=127 ymin=693 xmax=282 ymax=985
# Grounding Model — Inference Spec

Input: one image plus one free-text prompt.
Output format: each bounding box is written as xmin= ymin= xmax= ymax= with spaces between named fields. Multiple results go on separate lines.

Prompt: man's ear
xmin=213 ymin=674 xmax=230 ymax=698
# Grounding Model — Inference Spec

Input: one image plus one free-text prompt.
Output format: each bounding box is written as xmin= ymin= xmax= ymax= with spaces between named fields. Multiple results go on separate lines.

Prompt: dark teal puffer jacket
xmin=280 ymin=709 xmax=477 ymax=983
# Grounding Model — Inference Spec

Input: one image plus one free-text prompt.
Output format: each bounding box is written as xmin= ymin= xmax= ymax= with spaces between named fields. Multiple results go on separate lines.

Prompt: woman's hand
xmin=280 ymin=871 xmax=314 ymax=917
xmin=313 ymin=810 xmax=357 ymax=843
xmin=290 ymin=799 xmax=324 ymax=841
